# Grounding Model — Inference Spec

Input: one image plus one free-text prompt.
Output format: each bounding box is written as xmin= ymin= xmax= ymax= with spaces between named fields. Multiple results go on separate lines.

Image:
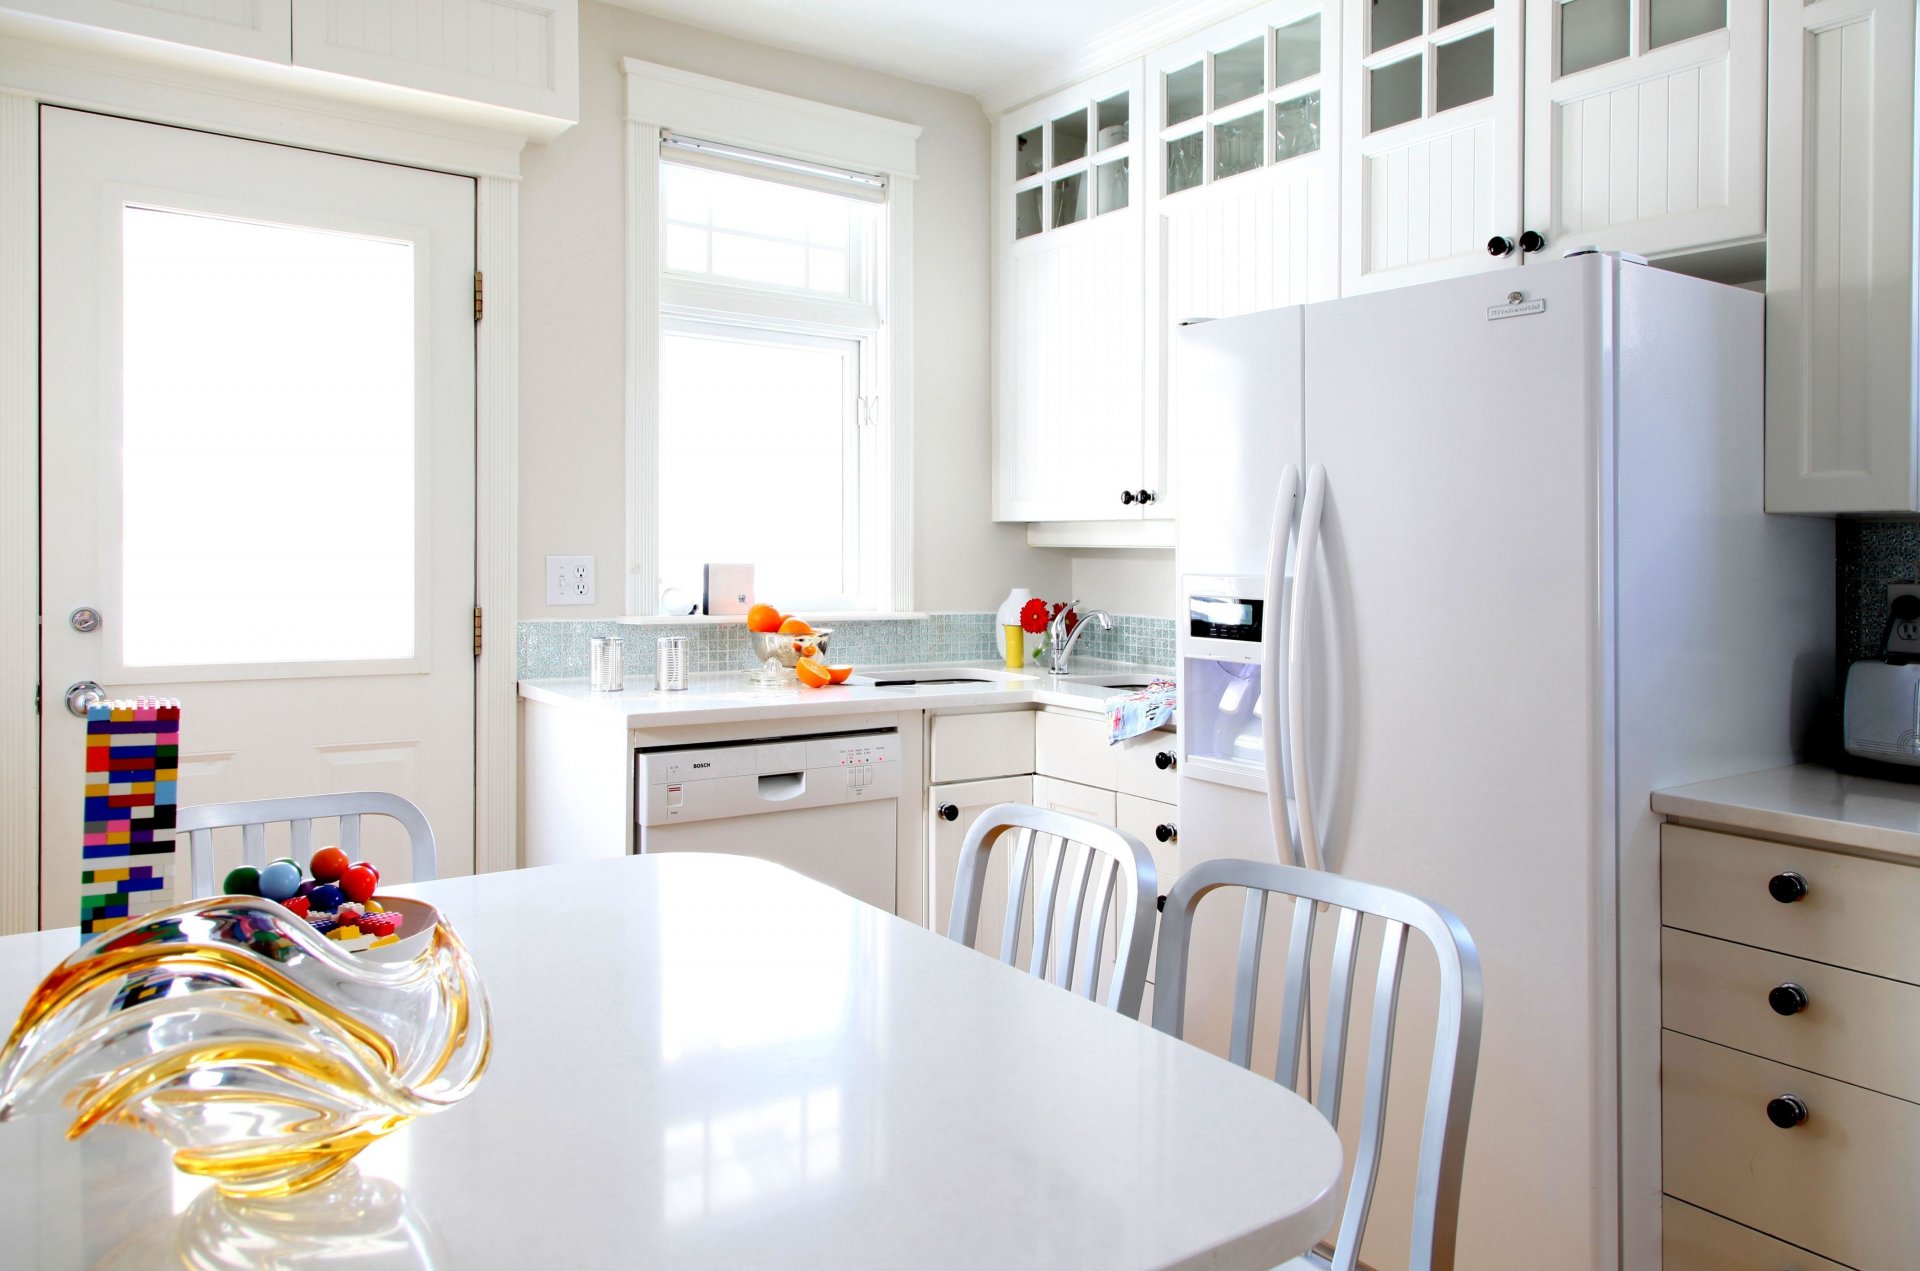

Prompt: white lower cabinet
xmin=929 ymin=773 xmax=1035 ymax=959
xmin=1662 ymin=1196 xmax=1850 ymax=1271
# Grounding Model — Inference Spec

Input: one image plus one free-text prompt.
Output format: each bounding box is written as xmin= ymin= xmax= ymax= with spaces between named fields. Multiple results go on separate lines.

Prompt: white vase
xmin=995 ymin=588 xmax=1032 ymax=661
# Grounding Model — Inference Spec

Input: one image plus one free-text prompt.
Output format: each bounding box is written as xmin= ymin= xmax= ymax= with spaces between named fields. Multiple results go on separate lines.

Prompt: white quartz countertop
xmin=1652 ymin=764 xmax=1920 ymax=863
xmin=519 ymin=660 xmax=1175 ymax=729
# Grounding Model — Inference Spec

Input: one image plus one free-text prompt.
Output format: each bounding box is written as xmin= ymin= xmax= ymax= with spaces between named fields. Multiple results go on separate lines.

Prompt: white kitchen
xmin=0 ymin=1 xmax=1910 ymax=1269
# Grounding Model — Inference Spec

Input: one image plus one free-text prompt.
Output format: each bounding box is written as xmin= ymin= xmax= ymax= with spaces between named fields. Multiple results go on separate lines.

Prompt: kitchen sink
xmin=1053 ymin=673 xmax=1169 ymax=691
xmin=853 ymin=667 xmax=1037 ymax=688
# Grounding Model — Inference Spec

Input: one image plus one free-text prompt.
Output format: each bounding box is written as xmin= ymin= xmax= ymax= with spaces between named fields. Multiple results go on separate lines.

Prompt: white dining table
xmin=0 ymin=853 xmax=1343 ymax=1270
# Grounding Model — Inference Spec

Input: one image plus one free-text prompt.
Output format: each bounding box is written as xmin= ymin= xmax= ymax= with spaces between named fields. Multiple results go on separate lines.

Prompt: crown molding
xmin=975 ymin=0 xmax=1263 ymax=116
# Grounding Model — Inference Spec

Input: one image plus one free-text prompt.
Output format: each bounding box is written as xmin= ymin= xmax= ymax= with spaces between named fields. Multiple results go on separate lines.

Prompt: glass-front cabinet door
xmin=1340 ymin=0 xmax=1524 ymax=291
xmin=1523 ymin=0 xmax=1761 ymax=262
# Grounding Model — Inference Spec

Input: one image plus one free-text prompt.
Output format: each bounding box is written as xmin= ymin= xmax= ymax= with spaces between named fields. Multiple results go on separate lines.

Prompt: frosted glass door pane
xmin=1273 ymin=15 xmax=1320 ymax=88
xmin=1166 ymin=133 xmax=1204 ymax=194
xmin=1096 ymin=159 xmax=1130 ymax=214
xmin=1214 ymin=113 xmax=1264 ymax=179
xmin=1369 ymin=54 xmax=1423 ymax=132
xmin=120 ymin=206 xmax=416 ymax=668
xmin=1561 ymin=0 xmax=1629 ymax=74
xmin=1052 ymin=109 xmax=1088 ymax=166
xmin=1213 ymin=37 xmax=1265 ymax=109
xmin=1649 ymin=0 xmax=1725 ymax=48
xmin=1437 ymin=0 xmax=1493 ymax=26
xmin=1166 ymin=62 xmax=1205 ymax=126
xmin=1435 ymin=29 xmax=1494 ymax=112
xmin=1096 ymin=92 xmax=1130 ymax=150
xmin=1274 ymin=92 xmax=1321 ymax=162
xmin=1371 ymin=0 xmax=1422 ymax=52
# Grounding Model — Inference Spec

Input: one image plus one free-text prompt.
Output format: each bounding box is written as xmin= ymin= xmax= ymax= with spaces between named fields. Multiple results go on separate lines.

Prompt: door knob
xmin=1765 ymin=1094 xmax=1809 ymax=1129
xmin=1121 ymin=490 xmax=1138 ymax=505
xmin=1519 ymin=229 xmax=1547 ymax=254
xmin=1155 ymin=823 xmax=1177 ymax=843
xmin=65 ymin=680 xmax=106 ymax=718
xmin=1768 ymin=871 xmax=1809 ymax=903
xmin=69 ymin=607 xmax=102 ymax=634
xmin=1487 ymin=235 xmax=1516 ymax=258
xmin=1768 ymin=982 xmax=1810 ymax=1016
xmin=1154 ymin=750 xmax=1177 ymax=770
xmin=937 ymin=803 xmax=959 ymax=822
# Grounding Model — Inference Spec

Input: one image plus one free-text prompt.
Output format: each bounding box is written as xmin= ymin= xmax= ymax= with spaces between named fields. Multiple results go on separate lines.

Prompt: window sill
xmin=614 ymin=612 xmax=934 ymax=625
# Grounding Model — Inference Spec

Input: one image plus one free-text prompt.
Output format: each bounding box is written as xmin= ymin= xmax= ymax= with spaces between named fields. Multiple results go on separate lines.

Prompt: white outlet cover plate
xmin=546 ymin=555 xmax=596 ymax=606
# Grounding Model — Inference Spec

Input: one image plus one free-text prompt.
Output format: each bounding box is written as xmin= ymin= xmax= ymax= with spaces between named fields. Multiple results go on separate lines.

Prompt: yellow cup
xmin=1003 ymin=624 xmax=1025 ymax=670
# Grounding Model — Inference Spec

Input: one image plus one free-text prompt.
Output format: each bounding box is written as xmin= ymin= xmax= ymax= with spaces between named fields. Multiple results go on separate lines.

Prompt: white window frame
xmin=625 ymin=60 xmax=921 ymax=615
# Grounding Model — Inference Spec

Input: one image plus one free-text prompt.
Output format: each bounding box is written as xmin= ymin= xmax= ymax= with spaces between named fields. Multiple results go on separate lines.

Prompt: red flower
xmin=1019 ymin=598 xmax=1050 ymax=634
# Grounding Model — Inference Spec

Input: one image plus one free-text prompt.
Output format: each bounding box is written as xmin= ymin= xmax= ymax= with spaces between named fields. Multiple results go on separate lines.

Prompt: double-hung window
xmin=628 ymin=62 xmax=920 ymax=615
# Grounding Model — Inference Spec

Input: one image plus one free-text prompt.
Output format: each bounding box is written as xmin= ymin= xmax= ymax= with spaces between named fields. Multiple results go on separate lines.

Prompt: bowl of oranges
xmin=746 ymin=605 xmax=853 ymax=688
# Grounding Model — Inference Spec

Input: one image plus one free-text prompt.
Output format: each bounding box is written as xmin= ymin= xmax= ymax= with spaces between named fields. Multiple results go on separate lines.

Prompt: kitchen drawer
xmin=930 ymin=710 xmax=1035 ymax=784
xmin=1033 ymin=774 xmax=1116 ymax=826
xmin=1664 ymin=927 xmax=1920 ymax=1102
xmin=1035 ymin=711 xmax=1116 ymax=789
xmin=1664 ymin=1029 xmax=1920 ymax=1270
xmin=1112 ymin=729 xmax=1178 ymax=803
xmin=1662 ymin=824 xmax=1920 ymax=983
xmin=1662 ymin=1196 xmax=1851 ymax=1271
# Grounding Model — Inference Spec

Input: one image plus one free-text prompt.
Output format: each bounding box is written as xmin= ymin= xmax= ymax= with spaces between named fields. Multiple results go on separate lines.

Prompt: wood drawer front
xmin=1664 ymin=927 xmax=1920 ymax=1102
xmin=1662 ymin=824 xmax=1920 ymax=982
xmin=1664 ymin=1029 xmax=1920 ymax=1269
xmin=930 ymin=710 xmax=1035 ymax=784
xmin=1035 ymin=711 xmax=1117 ymax=789
xmin=1112 ymin=729 xmax=1178 ymax=802
xmin=1662 ymin=1196 xmax=1851 ymax=1271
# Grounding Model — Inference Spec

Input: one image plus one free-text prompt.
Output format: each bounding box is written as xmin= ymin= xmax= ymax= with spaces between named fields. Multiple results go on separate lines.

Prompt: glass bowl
xmin=746 ymin=628 xmax=832 ymax=686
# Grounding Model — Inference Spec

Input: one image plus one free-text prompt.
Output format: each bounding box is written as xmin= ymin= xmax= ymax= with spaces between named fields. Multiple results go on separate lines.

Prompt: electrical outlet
xmin=546 ymin=555 xmax=596 ymax=606
xmin=1887 ymin=583 xmax=1920 ymax=656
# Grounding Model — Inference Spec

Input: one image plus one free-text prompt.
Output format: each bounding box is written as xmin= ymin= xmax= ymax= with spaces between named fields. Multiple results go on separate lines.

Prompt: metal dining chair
xmin=946 ymin=803 xmax=1157 ymax=1017
xmin=175 ymin=791 xmax=438 ymax=897
xmin=1151 ymin=857 xmax=1483 ymax=1271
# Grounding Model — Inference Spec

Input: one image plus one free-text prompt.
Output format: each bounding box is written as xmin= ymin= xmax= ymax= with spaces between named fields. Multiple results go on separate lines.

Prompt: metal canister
xmin=588 ymin=637 xmax=624 ymax=692
xmin=655 ymin=636 xmax=689 ymax=691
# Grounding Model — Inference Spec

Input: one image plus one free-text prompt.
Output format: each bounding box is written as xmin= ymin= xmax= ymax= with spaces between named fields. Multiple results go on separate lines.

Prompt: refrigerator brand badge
xmin=1488 ymin=295 xmax=1546 ymax=321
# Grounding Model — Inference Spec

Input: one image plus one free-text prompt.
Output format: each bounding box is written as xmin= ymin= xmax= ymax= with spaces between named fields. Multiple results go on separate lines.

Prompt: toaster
xmin=1843 ymin=660 xmax=1920 ymax=765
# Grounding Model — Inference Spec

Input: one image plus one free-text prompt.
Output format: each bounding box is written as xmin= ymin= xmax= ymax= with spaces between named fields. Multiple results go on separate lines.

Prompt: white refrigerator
xmin=1170 ymin=254 xmax=1832 ymax=1271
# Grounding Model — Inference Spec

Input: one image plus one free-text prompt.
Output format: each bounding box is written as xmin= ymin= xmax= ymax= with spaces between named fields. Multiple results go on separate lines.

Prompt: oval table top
xmin=0 ymin=853 xmax=1343 ymax=1270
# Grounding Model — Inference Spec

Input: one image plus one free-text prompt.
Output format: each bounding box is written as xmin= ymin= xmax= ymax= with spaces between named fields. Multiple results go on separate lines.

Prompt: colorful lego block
xmin=79 ymin=698 xmax=180 ymax=940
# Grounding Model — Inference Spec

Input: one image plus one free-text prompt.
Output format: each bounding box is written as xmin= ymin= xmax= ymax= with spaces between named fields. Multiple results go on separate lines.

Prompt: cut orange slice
xmin=795 ymin=657 xmax=833 ymax=688
xmin=827 ymin=665 xmax=853 ymax=684
xmin=778 ymin=616 xmax=814 ymax=635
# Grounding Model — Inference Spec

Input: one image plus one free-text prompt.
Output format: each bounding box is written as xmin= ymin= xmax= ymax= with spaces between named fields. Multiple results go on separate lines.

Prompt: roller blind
xmin=659 ymin=131 xmax=888 ymax=204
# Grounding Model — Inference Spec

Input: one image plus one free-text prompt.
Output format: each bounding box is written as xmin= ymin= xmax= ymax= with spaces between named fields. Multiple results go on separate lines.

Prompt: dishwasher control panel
xmin=636 ymin=729 xmax=901 ymax=825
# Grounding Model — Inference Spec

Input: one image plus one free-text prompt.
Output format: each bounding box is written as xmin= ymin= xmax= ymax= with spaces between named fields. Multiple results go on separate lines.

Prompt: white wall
xmin=518 ymin=1 xmax=1071 ymax=618
xmin=1071 ymin=550 xmax=1175 ymax=618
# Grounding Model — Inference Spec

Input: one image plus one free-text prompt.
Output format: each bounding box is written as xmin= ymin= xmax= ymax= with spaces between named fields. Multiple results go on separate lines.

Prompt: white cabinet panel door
xmin=1523 ymin=0 xmax=1763 ymax=259
xmin=928 ymin=775 xmax=1034 ymax=947
xmin=5 ymin=0 xmax=291 ymax=60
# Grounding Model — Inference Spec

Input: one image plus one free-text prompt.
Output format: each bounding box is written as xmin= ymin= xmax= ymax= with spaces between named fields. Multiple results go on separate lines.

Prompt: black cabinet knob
xmin=1519 ymin=229 xmax=1547 ymax=254
xmin=1154 ymin=750 xmax=1177 ymax=770
xmin=1121 ymin=490 xmax=1138 ymax=505
xmin=1487 ymin=235 xmax=1516 ymax=258
xmin=1156 ymin=894 xmax=1167 ymax=913
xmin=1155 ymin=823 xmax=1177 ymax=844
xmin=1768 ymin=871 xmax=1810 ymax=903
xmin=1768 ymin=982 xmax=1810 ymax=1016
xmin=937 ymin=803 xmax=958 ymax=822
xmin=1766 ymin=1094 xmax=1809 ymax=1129
xmin=1136 ymin=489 xmax=1156 ymax=505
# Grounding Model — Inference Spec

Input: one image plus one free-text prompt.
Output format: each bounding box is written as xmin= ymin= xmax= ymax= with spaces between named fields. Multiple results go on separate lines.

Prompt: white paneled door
xmin=38 ymin=108 xmax=476 ymax=929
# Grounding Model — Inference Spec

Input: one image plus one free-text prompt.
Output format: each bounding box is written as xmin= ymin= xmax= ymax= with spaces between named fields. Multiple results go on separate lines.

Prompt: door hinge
xmin=473 ymin=606 xmax=483 ymax=657
xmin=474 ymin=271 xmax=484 ymax=322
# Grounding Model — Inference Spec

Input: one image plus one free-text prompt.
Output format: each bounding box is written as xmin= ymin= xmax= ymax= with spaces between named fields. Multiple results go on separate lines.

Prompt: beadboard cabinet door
xmin=1765 ymin=0 xmax=1920 ymax=513
xmin=3 ymin=0 xmax=291 ymax=62
xmin=1522 ymin=0 xmax=1765 ymax=261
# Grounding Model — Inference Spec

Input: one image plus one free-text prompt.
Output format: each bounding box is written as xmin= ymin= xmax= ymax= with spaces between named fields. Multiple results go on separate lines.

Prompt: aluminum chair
xmin=946 ymin=802 xmax=1156 ymax=1017
xmin=1152 ymin=857 xmax=1483 ymax=1271
xmin=176 ymin=791 xmax=437 ymax=897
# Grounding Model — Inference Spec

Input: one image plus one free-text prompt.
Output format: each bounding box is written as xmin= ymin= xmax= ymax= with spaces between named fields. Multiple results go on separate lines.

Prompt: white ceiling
xmin=600 ymin=0 xmax=1176 ymax=98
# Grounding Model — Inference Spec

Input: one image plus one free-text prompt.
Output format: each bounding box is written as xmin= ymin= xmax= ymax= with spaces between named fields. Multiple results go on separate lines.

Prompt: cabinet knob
xmin=1155 ymin=823 xmax=1177 ymax=844
xmin=1154 ymin=750 xmax=1177 ymax=770
xmin=937 ymin=803 xmax=959 ymax=822
xmin=1135 ymin=489 xmax=1156 ymax=505
xmin=1156 ymin=894 xmax=1167 ymax=913
xmin=1766 ymin=1094 xmax=1809 ymax=1129
xmin=1519 ymin=229 xmax=1547 ymax=254
xmin=1121 ymin=490 xmax=1138 ymax=505
xmin=1487 ymin=235 xmax=1516 ymax=258
xmin=1768 ymin=871 xmax=1810 ymax=904
xmin=1768 ymin=982 xmax=1810 ymax=1016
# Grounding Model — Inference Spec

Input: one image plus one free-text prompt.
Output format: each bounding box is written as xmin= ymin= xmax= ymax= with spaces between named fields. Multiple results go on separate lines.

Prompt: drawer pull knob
xmin=1768 ymin=982 xmax=1810 ymax=1016
xmin=1767 ymin=871 xmax=1809 ymax=904
xmin=1154 ymin=750 xmax=1177 ymax=770
xmin=1766 ymin=1094 xmax=1809 ymax=1129
xmin=1155 ymin=823 xmax=1177 ymax=844
xmin=937 ymin=803 xmax=959 ymax=822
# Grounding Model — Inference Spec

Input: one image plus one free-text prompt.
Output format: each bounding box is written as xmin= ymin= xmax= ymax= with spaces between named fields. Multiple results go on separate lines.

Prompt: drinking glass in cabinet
xmin=1015 ymin=187 xmax=1042 ymax=239
xmin=1560 ymin=0 xmax=1629 ymax=75
xmin=1096 ymin=92 xmax=1129 ymax=151
xmin=1213 ymin=36 xmax=1265 ymax=110
xmin=1165 ymin=62 xmax=1204 ymax=127
xmin=1371 ymin=0 xmax=1421 ymax=52
xmin=1435 ymin=29 xmax=1495 ymax=114
xmin=1213 ymin=113 xmax=1263 ymax=181
xmin=1650 ymin=0 xmax=1725 ymax=49
xmin=1166 ymin=134 xmax=1204 ymax=195
xmin=1437 ymin=0 xmax=1494 ymax=26
xmin=1273 ymin=92 xmax=1320 ymax=164
xmin=1097 ymin=159 xmax=1130 ymax=215
xmin=1051 ymin=172 xmax=1087 ymax=227
xmin=1273 ymin=15 xmax=1320 ymax=90
xmin=1368 ymin=54 xmax=1422 ymax=133
xmin=1052 ymin=110 xmax=1088 ymax=167
xmin=1015 ymin=126 xmax=1043 ymax=180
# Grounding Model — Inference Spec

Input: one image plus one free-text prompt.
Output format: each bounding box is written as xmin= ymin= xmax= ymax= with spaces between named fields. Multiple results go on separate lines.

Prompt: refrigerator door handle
xmin=1289 ymin=463 xmax=1328 ymax=874
xmin=1261 ymin=462 xmax=1302 ymax=868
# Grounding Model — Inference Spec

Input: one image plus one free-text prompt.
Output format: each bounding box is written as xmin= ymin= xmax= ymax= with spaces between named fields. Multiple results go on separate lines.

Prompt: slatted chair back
xmin=946 ymin=802 xmax=1156 ymax=1016
xmin=176 ymin=791 xmax=438 ymax=897
xmin=1151 ymin=857 xmax=1483 ymax=1271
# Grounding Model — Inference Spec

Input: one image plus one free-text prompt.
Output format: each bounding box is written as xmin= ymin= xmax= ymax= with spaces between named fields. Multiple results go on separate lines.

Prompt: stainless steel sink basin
xmin=1054 ymin=673 xmax=1168 ymax=690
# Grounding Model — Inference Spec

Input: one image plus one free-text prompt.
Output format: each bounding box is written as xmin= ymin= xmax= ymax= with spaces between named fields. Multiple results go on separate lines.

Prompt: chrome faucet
xmin=1047 ymin=601 xmax=1113 ymax=676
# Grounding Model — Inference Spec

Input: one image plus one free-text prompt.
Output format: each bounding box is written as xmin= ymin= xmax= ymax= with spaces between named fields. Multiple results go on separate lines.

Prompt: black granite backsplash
xmin=1838 ymin=520 xmax=1920 ymax=664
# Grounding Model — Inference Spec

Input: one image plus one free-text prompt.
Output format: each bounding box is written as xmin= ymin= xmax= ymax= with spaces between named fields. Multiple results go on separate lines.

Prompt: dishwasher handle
xmin=757 ymin=771 xmax=807 ymax=802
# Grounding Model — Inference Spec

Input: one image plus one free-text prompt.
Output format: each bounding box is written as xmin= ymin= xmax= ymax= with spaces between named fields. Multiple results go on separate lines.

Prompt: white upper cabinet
xmin=3 ymin=0 xmax=291 ymax=62
xmin=1765 ymin=0 xmax=1919 ymax=514
xmin=1340 ymin=0 xmax=1523 ymax=291
xmin=1524 ymin=0 xmax=1764 ymax=261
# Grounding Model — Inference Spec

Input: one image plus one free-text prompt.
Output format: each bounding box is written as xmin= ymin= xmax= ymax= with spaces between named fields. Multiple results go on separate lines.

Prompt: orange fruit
xmin=795 ymin=657 xmax=833 ymax=688
xmin=800 ymin=641 xmax=819 ymax=658
xmin=746 ymin=604 xmax=784 ymax=633
xmin=827 ymin=665 xmax=853 ymax=684
xmin=778 ymin=616 xmax=814 ymax=635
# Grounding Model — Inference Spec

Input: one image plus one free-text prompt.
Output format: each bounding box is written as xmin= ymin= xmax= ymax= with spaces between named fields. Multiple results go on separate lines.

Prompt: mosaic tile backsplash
xmin=517 ymin=613 xmax=1177 ymax=680
xmin=1839 ymin=520 xmax=1920 ymax=664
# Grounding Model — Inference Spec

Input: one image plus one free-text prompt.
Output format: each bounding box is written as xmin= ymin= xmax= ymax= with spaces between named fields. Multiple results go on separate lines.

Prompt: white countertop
xmin=1652 ymin=764 xmax=1920 ymax=863
xmin=0 ymin=855 xmax=1342 ymax=1270
xmin=519 ymin=659 xmax=1175 ymax=729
